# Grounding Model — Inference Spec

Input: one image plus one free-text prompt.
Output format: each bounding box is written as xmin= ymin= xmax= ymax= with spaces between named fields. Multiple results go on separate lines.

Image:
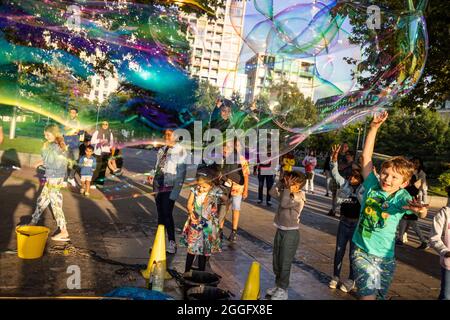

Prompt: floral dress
xmin=180 ymin=187 xmax=222 ymax=256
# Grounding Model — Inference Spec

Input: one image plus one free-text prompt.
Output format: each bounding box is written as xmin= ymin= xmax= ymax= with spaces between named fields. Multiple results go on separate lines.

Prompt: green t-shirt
xmin=352 ymin=172 xmax=414 ymax=258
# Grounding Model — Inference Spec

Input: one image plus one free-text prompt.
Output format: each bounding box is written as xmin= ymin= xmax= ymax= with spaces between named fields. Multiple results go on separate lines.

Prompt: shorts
xmin=231 ymin=195 xmax=242 ymax=211
xmin=81 ymin=175 xmax=92 ymax=182
xmin=351 ymin=247 xmax=396 ymax=299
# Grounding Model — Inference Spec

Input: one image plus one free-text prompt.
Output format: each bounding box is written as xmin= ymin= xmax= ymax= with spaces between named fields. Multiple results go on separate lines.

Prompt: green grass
xmin=429 ymin=185 xmax=448 ymax=198
xmin=0 ymin=136 xmax=43 ymax=154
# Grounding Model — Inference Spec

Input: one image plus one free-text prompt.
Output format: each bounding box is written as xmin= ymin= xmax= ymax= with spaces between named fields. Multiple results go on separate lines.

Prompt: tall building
xmin=244 ymin=53 xmax=315 ymax=107
xmin=182 ymin=0 xmax=247 ymax=98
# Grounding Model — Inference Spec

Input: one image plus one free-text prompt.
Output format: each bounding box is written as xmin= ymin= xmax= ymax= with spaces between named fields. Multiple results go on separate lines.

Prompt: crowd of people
xmin=13 ymin=99 xmax=450 ymax=301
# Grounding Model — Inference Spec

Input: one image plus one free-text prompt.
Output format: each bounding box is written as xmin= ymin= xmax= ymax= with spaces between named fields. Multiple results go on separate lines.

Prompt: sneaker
xmin=271 ymin=288 xmax=288 ymax=300
xmin=329 ymin=276 xmax=339 ymax=289
xmin=267 ymin=201 xmax=272 ymax=207
xmin=67 ymin=178 xmax=76 ymax=187
xmin=327 ymin=209 xmax=336 ymax=217
xmin=228 ymin=230 xmax=237 ymax=242
xmin=339 ymin=279 xmax=355 ymax=293
xmin=417 ymin=242 xmax=429 ymax=250
xmin=90 ymin=185 xmax=97 ymax=190
xmin=51 ymin=233 xmax=70 ymax=242
xmin=266 ymin=287 xmax=279 ymax=296
xmin=257 ymin=200 xmax=263 ymax=204
xmin=402 ymin=232 xmax=409 ymax=243
xmin=80 ymin=188 xmax=85 ymax=194
xmin=167 ymin=240 xmax=177 ymax=254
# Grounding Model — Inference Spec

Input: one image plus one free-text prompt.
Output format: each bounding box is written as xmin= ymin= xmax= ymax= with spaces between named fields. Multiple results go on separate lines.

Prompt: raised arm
xmin=361 ymin=111 xmax=388 ymax=179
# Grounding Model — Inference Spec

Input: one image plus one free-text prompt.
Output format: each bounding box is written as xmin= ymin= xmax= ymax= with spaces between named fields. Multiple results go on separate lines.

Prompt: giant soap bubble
xmin=229 ymin=0 xmax=428 ymax=149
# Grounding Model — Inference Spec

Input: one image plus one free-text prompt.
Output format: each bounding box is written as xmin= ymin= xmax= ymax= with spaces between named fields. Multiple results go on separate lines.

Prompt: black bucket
xmin=186 ymin=285 xmax=231 ymax=301
xmin=182 ymin=270 xmax=221 ymax=288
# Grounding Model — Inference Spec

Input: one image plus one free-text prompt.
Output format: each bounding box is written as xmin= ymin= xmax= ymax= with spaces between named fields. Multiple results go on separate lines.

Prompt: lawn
xmin=0 ymin=136 xmax=43 ymax=154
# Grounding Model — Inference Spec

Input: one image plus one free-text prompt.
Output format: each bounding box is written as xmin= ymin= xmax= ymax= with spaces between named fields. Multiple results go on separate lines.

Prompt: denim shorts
xmin=351 ymin=247 xmax=396 ymax=299
xmin=231 ymin=195 xmax=242 ymax=211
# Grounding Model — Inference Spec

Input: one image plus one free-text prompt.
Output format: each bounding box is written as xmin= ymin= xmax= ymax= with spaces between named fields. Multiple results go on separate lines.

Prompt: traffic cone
xmin=141 ymin=224 xmax=169 ymax=279
xmin=241 ymin=261 xmax=260 ymax=300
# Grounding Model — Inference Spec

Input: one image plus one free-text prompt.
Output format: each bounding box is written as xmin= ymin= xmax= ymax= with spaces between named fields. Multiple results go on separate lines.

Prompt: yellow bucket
xmin=16 ymin=226 xmax=50 ymax=259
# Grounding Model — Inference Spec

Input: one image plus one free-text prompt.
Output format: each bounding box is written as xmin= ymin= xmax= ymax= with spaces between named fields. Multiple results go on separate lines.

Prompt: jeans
xmin=324 ymin=170 xmax=332 ymax=195
xmin=333 ymin=218 xmax=357 ymax=279
xmin=155 ymin=191 xmax=176 ymax=242
xmin=258 ymin=174 xmax=274 ymax=203
xmin=67 ymin=147 xmax=80 ymax=179
xmin=398 ymin=219 xmax=427 ymax=243
xmin=273 ymin=229 xmax=299 ymax=289
xmin=439 ymin=267 xmax=450 ymax=300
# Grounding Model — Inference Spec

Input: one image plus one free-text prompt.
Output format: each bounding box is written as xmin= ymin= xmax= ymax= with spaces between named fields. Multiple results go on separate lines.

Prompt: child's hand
xmin=402 ymin=198 xmax=429 ymax=215
xmin=189 ymin=212 xmax=199 ymax=224
xmin=331 ymin=144 xmax=341 ymax=162
xmin=370 ymin=111 xmax=389 ymax=129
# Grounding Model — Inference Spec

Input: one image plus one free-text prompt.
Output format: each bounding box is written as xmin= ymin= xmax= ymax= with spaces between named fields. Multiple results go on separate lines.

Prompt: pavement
xmin=0 ymin=148 xmax=445 ymax=299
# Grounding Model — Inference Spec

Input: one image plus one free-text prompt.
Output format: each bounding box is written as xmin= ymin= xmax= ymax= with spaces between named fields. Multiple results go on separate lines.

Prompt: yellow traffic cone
xmin=241 ymin=261 xmax=260 ymax=300
xmin=141 ymin=224 xmax=168 ymax=279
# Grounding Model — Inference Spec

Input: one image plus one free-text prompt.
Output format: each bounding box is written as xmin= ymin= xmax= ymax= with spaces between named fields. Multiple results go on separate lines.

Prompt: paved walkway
xmin=0 ymin=148 xmax=444 ymax=299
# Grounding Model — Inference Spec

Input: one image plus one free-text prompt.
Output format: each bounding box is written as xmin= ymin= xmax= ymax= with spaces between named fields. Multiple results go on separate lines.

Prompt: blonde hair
xmin=44 ymin=124 xmax=66 ymax=150
xmin=381 ymin=156 xmax=414 ymax=183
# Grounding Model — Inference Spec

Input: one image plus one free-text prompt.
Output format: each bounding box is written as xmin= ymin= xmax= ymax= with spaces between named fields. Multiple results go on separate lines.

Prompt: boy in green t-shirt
xmin=352 ymin=111 xmax=428 ymax=300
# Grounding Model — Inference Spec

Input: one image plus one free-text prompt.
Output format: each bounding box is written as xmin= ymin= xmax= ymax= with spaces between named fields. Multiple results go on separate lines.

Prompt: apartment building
xmin=181 ymin=0 xmax=248 ymax=98
xmin=244 ymin=53 xmax=315 ymax=108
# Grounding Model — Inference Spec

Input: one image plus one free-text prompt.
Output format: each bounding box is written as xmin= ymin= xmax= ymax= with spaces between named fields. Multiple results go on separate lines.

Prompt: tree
xmin=342 ymin=0 xmax=449 ymax=111
xmin=271 ymin=81 xmax=318 ymax=129
xmin=195 ymin=80 xmax=221 ymax=113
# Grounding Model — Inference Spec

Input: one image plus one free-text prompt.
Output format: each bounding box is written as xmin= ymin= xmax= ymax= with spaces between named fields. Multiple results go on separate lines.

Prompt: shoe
xmin=167 ymin=240 xmax=177 ymax=254
xmin=395 ymin=239 xmax=404 ymax=246
xmin=417 ymin=242 xmax=429 ymax=250
xmin=267 ymin=201 xmax=272 ymax=207
xmin=67 ymin=178 xmax=76 ymax=187
xmin=85 ymin=192 xmax=90 ymax=197
xmin=271 ymin=288 xmax=288 ymax=300
xmin=339 ymin=279 xmax=355 ymax=293
xmin=325 ymin=193 xmax=330 ymax=197
xmin=257 ymin=200 xmax=263 ymax=204
xmin=51 ymin=233 xmax=70 ymax=242
xmin=327 ymin=209 xmax=335 ymax=217
xmin=80 ymin=188 xmax=85 ymax=194
xmin=90 ymin=185 xmax=97 ymax=190
xmin=228 ymin=230 xmax=237 ymax=243
xmin=266 ymin=287 xmax=279 ymax=296
xmin=329 ymin=276 xmax=339 ymax=289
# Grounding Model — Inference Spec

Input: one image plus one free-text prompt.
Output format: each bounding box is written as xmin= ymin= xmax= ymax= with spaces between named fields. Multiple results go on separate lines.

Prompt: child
xmin=302 ymin=150 xmax=317 ymax=194
xmin=30 ymin=124 xmax=70 ymax=242
xmin=78 ymin=145 xmax=97 ymax=196
xmin=266 ymin=171 xmax=307 ymax=300
xmin=429 ymin=185 xmax=450 ymax=300
xmin=352 ymin=111 xmax=428 ymax=300
xmin=328 ymin=144 xmax=364 ymax=293
xmin=181 ymin=174 xmax=225 ymax=272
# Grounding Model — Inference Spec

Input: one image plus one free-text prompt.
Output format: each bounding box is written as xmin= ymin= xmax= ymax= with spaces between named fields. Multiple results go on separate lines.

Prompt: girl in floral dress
xmin=181 ymin=175 xmax=224 ymax=272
